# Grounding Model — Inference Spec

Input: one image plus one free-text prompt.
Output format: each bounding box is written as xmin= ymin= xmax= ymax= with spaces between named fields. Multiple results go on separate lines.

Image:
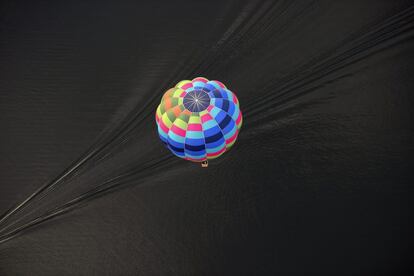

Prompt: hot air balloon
xmin=155 ymin=77 xmax=242 ymax=167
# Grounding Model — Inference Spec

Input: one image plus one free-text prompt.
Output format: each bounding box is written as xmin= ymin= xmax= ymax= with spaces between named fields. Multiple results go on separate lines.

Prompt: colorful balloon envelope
xmin=155 ymin=77 xmax=242 ymax=164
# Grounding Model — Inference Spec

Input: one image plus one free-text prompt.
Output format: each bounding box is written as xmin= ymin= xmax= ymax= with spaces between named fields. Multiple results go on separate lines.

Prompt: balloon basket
xmin=201 ymin=160 xmax=208 ymax=168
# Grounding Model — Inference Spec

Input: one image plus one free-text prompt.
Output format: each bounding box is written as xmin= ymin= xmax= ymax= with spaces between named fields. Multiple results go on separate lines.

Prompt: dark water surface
xmin=1 ymin=0 xmax=414 ymax=275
